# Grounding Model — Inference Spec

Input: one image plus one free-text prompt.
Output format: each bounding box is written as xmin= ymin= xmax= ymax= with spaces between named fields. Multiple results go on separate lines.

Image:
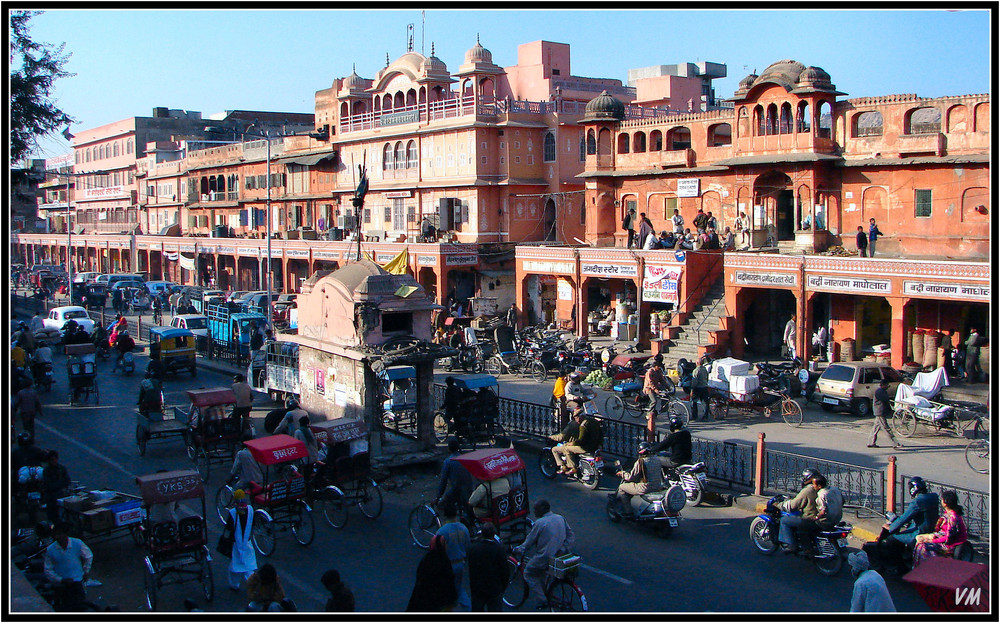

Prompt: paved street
xmin=15 ymin=339 xmax=935 ymax=613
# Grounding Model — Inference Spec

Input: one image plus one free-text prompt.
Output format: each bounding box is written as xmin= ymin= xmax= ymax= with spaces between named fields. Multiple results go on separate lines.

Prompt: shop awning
xmin=279 ymin=152 xmax=337 ymax=166
xmin=712 ymin=153 xmax=843 ymax=167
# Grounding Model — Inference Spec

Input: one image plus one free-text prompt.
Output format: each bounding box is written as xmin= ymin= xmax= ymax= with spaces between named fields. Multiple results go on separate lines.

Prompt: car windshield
xmin=64 ymin=310 xmax=90 ymax=320
xmin=185 ymin=318 xmax=207 ymax=329
xmin=820 ymin=365 xmax=855 ymax=383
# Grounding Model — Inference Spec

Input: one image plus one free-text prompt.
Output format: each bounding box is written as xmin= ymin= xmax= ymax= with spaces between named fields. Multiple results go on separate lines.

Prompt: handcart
xmin=891 ymin=367 xmax=988 ymax=438
xmin=136 ymin=404 xmax=190 ymax=457
xmin=56 ymin=486 xmax=144 ymax=547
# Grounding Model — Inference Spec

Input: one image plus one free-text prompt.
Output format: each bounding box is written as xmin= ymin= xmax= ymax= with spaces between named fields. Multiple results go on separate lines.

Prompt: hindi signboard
xmin=807 ymin=274 xmax=891 ymax=294
xmin=642 ymin=265 xmax=682 ymax=303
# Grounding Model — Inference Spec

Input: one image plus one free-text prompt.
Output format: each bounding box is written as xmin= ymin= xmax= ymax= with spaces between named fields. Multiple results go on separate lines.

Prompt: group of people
xmin=854 ymin=218 xmax=885 ymax=257
xmin=622 ymin=207 xmax=736 ymax=251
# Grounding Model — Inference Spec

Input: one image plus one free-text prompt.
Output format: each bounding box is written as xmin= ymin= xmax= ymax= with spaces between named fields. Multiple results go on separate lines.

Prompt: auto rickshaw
xmin=136 ymin=469 xmax=213 ymax=611
xmin=408 ymin=446 xmax=531 ymax=548
xmin=148 ymin=326 xmax=197 ymax=377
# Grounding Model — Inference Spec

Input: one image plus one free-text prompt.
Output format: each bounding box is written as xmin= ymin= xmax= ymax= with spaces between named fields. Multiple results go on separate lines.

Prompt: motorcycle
xmin=31 ymin=361 xmax=54 ymax=392
xmin=749 ymin=494 xmax=853 ymax=576
xmin=94 ymin=341 xmax=111 ymax=361
xmin=538 ymin=443 xmax=605 ymax=490
xmin=860 ymin=511 xmax=975 ymax=575
xmin=605 ymin=460 xmax=686 ymax=538
xmin=115 ymin=351 xmax=135 ymax=375
xmin=661 ymin=459 xmax=708 ymax=506
xmin=755 ymin=358 xmax=803 ymax=391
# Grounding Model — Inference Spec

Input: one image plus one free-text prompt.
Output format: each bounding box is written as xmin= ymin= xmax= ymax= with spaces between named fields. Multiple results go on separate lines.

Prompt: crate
xmin=81 ymin=508 xmax=114 ymax=532
xmin=549 ymin=553 xmax=581 ymax=579
xmin=110 ymin=499 xmax=145 ymax=526
xmin=58 ymin=495 xmax=94 ymax=513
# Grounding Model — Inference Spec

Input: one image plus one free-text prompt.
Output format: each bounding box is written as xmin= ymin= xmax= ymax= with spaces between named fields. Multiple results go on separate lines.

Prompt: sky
xmin=18 ymin=7 xmax=992 ymax=161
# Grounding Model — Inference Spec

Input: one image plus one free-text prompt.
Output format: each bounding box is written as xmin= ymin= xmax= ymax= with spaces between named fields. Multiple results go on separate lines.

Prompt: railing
xmin=898 ymin=473 xmax=990 ymax=547
xmin=693 ymin=438 xmax=755 ymax=489
xmin=764 ymin=448 xmax=886 ymax=517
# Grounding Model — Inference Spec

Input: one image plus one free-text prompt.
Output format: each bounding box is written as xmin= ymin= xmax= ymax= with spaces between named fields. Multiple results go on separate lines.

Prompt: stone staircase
xmin=660 ymin=275 xmax=728 ymax=362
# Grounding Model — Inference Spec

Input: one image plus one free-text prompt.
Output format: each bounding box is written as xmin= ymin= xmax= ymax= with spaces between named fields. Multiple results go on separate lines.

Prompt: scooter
xmin=606 ymin=460 xmax=686 ymax=538
xmin=749 ymin=494 xmax=853 ymax=576
xmin=860 ymin=510 xmax=975 ymax=575
xmin=661 ymin=459 xmax=709 ymax=506
xmin=32 ymin=361 xmax=54 ymax=392
xmin=115 ymin=351 xmax=135 ymax=375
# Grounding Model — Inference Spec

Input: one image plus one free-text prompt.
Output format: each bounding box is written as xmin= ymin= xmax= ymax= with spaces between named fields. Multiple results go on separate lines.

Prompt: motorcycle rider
xmin=91 ymin=325 xmax=110 ymax=356
xmin=777 ymin=468 xmax=822 ymax=554
xmin=798 ymin=473 xmax=845 ymax=555
xmin=563 ymin=370 xmax=592 ymax=413
xmin=651 ymin=417 xmax=692 ymax=478
xmin=549 ymin=409 xmax=602 ymax=477
xmin=31 ymin=342 xmax=54 ymax=379
xmin=137 ymin=369 xmax=164 ymax=416
xmin=513 ymin=499 xmax=575 ymax=610
xmin=877 ymin=476 xmax=939 ymax=571
xmin=113 ymin=329 xmax=136 ymax=372
xmin=614 ymin=441 xmax=664 ymax=516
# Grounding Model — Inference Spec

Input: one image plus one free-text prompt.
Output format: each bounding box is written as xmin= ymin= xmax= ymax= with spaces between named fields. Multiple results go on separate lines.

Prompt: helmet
xmin=286 ymin=398 xmax=299 ymax=410
xmin=569 ymin=370 xmax=584 ymax=381
xmin=638 ymin=441 xmax=653 ymax=456
xmin=801 ymin=468 xmax=821 ymax=486
xmin=17 ymin=432 xmax=33 ymax=446
xmin=669 ymin=417 xmax=684 ymax=432
xmin=908 ymin=476 xmax=927 ymax=497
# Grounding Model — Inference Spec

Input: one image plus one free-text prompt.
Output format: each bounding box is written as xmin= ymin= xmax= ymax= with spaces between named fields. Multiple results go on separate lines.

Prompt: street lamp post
xmin=66 ymin=174 xmax=73 ymax=303
xmin=265 ymin=130 xmax=272 ymax=322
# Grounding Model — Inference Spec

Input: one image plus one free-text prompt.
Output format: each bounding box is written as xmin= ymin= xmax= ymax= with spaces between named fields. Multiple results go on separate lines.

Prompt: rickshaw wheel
xmin=893 ymin=410 xmax=917 ymax=438
xmin=531 ymin=361 xmax=548 ymax=383
xmin=320 ymin=489 xmax=348 ymax=529
xmin=292 ymin=501 xmax=315 ymax=546
xmin=200 ymin=553 xmax=214 ymax=601
xmin=215 ymin=485 xmax=235 ymax=524
xmin=605 ymin=395 xmax=626 ymax=419
xmin=358 ymin=480 xmax=383 ymax=519
xmin=408 ymin=504 xmax=440 ymax=549
xmin=487 ymin=423 xmax=508 ymax=448
xmin=136 ymin=426 xmax=148 ymax=456
xmin=485 ymin=357 xmax=503 ymax=377
xmin=668 ymin=399 xmax=691 ymax=426
xmin=502 ymin=559 xmax=528 ymax=608
xmin=195 ymin=448 xmax=211 ymax=482
xmin=144 ymin=563 xmax=158 ymax=611
xmin=781 ymin=399 xmax=803 ymax=428
xmin=433 ymin=412 xmax=450 ymax=443
xmin=251 ymin=510 xmax=275 ymax=557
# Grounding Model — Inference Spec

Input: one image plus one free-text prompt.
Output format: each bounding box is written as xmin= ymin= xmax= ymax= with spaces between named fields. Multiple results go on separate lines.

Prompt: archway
xmin=543 ymin=198 xmax=557 ymax=241
xmin=753 ymin=171 xmax=794 ymax=240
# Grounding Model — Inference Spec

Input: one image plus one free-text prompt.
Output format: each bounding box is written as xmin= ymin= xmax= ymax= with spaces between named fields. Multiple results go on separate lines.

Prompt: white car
xmin=145 ymin=280 xmax=177 ymax=297
xmin=170 ymin=314 xmax=209 ymax=339
xmin=43 ymin=306 xmax=95 ymax=335
xmin=73 ymin=271 xmax=100 ymax=284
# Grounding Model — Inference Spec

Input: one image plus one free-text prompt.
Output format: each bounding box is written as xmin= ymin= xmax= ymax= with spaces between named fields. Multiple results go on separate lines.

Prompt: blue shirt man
xmin=885 ymin=480 xmax=939 ymax=545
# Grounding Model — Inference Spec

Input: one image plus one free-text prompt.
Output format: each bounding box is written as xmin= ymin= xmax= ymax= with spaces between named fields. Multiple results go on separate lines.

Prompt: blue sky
xmin=22 ymin=8 xmax=991 ymax=160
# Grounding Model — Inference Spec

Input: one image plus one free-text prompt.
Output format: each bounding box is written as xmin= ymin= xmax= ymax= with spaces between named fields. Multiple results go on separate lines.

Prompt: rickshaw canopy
xmin=903 ymin=557 xmax=989 ymax=612
xmin=610 ymin=354 xmax=649 ymax=368
xmin=243 ymin=434 xmax=308 ymax=465
xmin=149 ymin=326 xmax=194 ymax=341
xmin=136 ymin=469 xmax=204 ymax=505
xmin=378 ymin=366 xmax=416 ymax=381
xmin=454 ymin=447 xmax=525 ymax=481
xmin=451 ymin=374 xmax=499 ymax=390
xmin=186 ymin=388 xmax=237 ymax=408
xmin=309 ymin=419 xmax=368 ymax=445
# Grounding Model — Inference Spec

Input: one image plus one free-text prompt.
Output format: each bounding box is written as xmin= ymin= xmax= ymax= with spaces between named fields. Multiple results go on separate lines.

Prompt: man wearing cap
xmin=848 ymin=551 xmax=896 ymax=612
xmin=224 ymin=489 xmax=258 ymax=591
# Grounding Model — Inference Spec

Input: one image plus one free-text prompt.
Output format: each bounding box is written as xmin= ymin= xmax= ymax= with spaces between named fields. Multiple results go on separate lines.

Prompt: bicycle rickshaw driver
xmin=453 ymin=447 xmax=530 ymax=538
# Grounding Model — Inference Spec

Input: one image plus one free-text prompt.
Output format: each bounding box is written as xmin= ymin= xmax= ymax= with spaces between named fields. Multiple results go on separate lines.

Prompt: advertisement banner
xmin=642 ymin=265 xmax=682 ymax=303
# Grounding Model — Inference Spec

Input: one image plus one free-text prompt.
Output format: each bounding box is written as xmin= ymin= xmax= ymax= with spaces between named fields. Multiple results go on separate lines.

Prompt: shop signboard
xmin=285 ymin=248 xmax=310 ymax=258
xmin=313 ymin=250 xmax=340 ymax=261
xmin=676 ymin=179 xmax=701 ymax=198
xmin=522 ymin=260 xmax=575 ymax=275
xmin=445 ymin=254 xmax=477 ymax=266
xmin=417 ymin=255 xmax=437 ymax=266
xmin=642 ymin=265 xmax=682 ymax=303
xmin=580 ymin=263 xmax=638 ymax=278
xmin=807 ymin=274 xmax=891 ymax=294
xmin=903 ymin=281 xmax=990 ymax=301
xmin=557 ymin=279 xmax=573 ymax=301
xmin=376 ymin=253 xmax=395 ymax=262
xmin=733 ymin=270 xmax=798 ymax=287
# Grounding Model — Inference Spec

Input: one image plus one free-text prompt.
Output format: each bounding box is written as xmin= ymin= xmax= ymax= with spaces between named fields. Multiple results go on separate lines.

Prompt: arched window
xmin=796 ymin=102 xmax=811 ymax=133
xmin=113 ymin=142 xmax=120 ymax=157
xmin=852 ymin=111 xmax=883 ymax=137
xmin=649 ymin=130 xmax=662 ymax=151
xmin=393 ymin=92 xmax=404 ymax=109
xmin=126 ymin=138 xmax=133 ymax=154
xmin=738 ymin=107 xmax=750 ymax=138
xmin=754 ymin=105 xmax=765 ymax=136
xmin=707 ymin=123 xmax=732 ymax=146
xmin=905 ymin=106 xmax=941 ymax=135
xmin=394 ymin=141 xmax=405 ymax=170
xmin=617 ymin=133 xmax=630 ymax=154
xmin=382 ymin=93 xmax=392 ymax=111
xmin=382 ymin=143 xmax=393 ymax=170
xmin=586 ymin=129 xmax=596 ymax=155
xmin=667 ymin=127 xmax=691 ymax=150
xmin=543 ymin=132 xmax=556 ymax=162
xmin=406 ymin=140 xmax=417 ymax=168
xmin=406 ymin=89 xmax=417 ymax=107
xmin=352 ymin=100 xmax=366 ymax=116
xmin=579 ymin=135 xmax=586 ymax=161
xmin=200 ymin=177 xmax=209 ymax=195
xmin=817 ymin=101 xmax=833 ymax=138
xmin=766 ymin=104 xmax=778 ymax=135
xmin=341 ymin=102 xmax=350 ymax=117
xmin=779 ymin=103 xmax=793 ymax=134
xmin=85 ymin=149 xmax=91 ymax=162
xmin=632 ymin=132 xmax=646 ymax=153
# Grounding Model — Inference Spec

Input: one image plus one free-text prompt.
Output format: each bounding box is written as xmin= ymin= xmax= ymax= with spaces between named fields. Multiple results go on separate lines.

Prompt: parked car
xmin=226 ymin=290 xmax=250 ymax=304
xmin=110 ymin=280 xmax=146 ymax=293
xmin=145 ymin=280 xmax=177 ymax=297
xmin=96 ymin=273 xmax=146 ymax=289
xmin=73 ymin=271 xmax=101 ymax=284
xmin=813 ymin=361 xmax=903 ymax=417
xmin=43 ymin=306 xmax=95 ymax=335
xmin=169 ymin=314 xmax=209 ymax=339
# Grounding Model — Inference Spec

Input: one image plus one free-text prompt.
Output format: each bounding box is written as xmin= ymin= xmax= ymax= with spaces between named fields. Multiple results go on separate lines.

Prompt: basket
xmin=550 ymin=553 xmax=581 ymax=579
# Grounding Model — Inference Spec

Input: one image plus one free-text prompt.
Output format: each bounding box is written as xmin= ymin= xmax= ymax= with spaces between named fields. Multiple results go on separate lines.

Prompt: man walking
xmin=467 ymin=523 xmax=508 ymax=611
xmin=783 ymin=314 xmax=797 ymax=360
xmin=868 ymin=379 xmax=902 ymax=449
xmin=44 ymin=521 xmax=94 ymax=610
xmin=965 ymin=327 xmax=983 ymax=383
xmin=436 ymin=504 xmax=472 ymax=610
xmin=14 ymin=383 xmax=43 ymax=438
xmin=622 ymin=208 xmax=637 ymax=249
xmin=855 ymin=225 xmax=869 ymax=257
xmin=868 ymin=218 xmax=884 ymax=257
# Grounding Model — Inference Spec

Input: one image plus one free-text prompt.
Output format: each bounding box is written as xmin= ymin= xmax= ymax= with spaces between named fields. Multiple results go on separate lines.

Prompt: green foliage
xmin=9 ymin=10 xmax=75 ymax=164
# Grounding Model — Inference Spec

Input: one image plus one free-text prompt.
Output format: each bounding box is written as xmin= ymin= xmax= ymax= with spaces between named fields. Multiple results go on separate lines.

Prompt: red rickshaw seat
xmin=177 ymin=515 xmax=206 ymax=549
xmin=149 ymin=521 xmax=178 ymax=554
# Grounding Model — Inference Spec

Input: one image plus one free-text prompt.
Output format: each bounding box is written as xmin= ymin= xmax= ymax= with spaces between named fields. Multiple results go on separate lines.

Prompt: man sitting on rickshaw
xmin=230 ymin=444 xmax=264 ymax=492
xmin=443 ymin=377 xmax=463 ymax=431
xmin=469 ymin=475 xmax=510 ymax=520
xmin=137 ymin=369 xmax=164 ymax=416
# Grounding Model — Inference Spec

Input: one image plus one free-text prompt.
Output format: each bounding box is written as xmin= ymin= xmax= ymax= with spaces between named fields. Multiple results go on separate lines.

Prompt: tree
xmin=9 ymin=10 xmax=75 ymax=164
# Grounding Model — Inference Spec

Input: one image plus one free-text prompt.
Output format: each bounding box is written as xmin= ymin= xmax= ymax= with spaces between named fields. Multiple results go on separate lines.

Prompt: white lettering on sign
xmin=642 ymin=265 xmax=682 ymax=303
xmin=903 ymin=281 xmax=990 ymax=300
xmin=557 ymin=280 xmax=573 ymax=301
xmin=194 ymin=244 xmax=210 ymax=253
xmin=417 ymin=255 xmax=437 ymax=266
xmin=580 ymin=263 xmax=638 ymax=277
xmin=272 ymin=447 xmax=298 ymax=461
xmin=807 ymin=275 xmax=891 ymax=294
xmin=149 ymin=243 xmax=162 ymax=251
xmin=484 ymin=453 xmax=519 ymax=472
xmin=676 ymin=179 xmax=701 ymax=198
xmin=285 ymin=248 xmax=309 ymax=258
xmin=956 ymin=587 xmax=982 ymax=607
xmin=313 ymin=251 xmax=339 ymax=260
xmin=216 ymin=246 xmax=235 ymax=254
xmin=445 ymin=254 xmax=477 ymax=266
xmin=82 ymin=185 xmax=127 ymax=200
xmin=376 ymin=253 xmax=395 ymax=262
xmin=522 ymin=260 xmax=574 ymax=274
xmin=384 ymin=190 xmax=412 ymax=199
xmin=734 ymin=271 xmax=798 ymax=287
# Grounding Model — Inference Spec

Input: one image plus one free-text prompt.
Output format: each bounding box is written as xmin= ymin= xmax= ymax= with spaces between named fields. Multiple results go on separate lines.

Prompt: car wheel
xmin=852 ymin=398 xmax=872 ymax=418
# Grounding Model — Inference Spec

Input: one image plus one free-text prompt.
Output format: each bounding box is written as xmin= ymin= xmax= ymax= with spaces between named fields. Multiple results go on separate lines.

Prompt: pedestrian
xmin=855 ymin=225 xmax=868 ymax=257
xmin=30 ymin=311 xmax=44 ymax=333
xmin=622 ymin=208 xmax=637 ymax=249
xmin=783 ymin=314 xmax=797 ymax=360
xmin=707 ymin=211 xmax=718 ymax=232
xmin=435 ymin=503 xmax=472 ymax=610
xmin=848 ymin=551 xmax=896 ymax=612
xmin=691 ymin=356 xmax=712 ymax=421
xmin=671 ymin=208 xmax=684 ymax=235
xmin=321 ymin=569 xmax=355 ymax=612
xmin=406 ymin=534 xmax=458 ymax=612
xmin=693 ymin=208 xmax=709 ymax=233
xmin=735 ymin=211 xmax=749 ymax=248
xmin=231 ymin=373 xmax=254 ymax=422
xmin=224 ymin=489 xmax=258 ymax=591
xmin=869 ymin=379 xmax=902 ymax=449
xmin=246 ymin=563 xmax=294 ymax=611
xmin=13 ymin=383 xmax=43 ymax=438
xmin=637 ymin=212 xmax=654 ymax=250
xmin=551 ymin=368 xmax=570 ymax=430
xmin=513 ymin=499 xmax=575 ymax=610
xmin=964 ymin=327 xmax=983 ymax=383
xmin=868 ymin=218 xmax=884 ymax=257
xmin=44 ymin=521 xmax=94 ymax=611
xmin=467 ymin=523 xmax=509 ymax=612
xmin=42 ymin=450 xmax=71 ymax=523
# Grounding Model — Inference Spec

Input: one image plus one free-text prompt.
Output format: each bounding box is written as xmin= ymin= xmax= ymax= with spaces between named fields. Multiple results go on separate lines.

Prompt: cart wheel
xmin=129 ymin=523 xmax=146 ymax=546
xmin=215 ymin=485 xmax=235 ymax=524
xmin=531 ymin=361 xmax=548 ymax=383
xmin=292 ymin=501 xmax=315 ymax=546
xmin=144 ymin=561 xmax=158 ymax=611
xmin=358 ymin=479 xmax=383 ymax=519
xmin=251 ymin=510 xmax=275 ymax=557
xmin=200 ymin=552 xmax=214 ymax=601
xmin=136 ymin=425 xmax=148 ymax=456
xmin=196 ymin=448 xmax=211 ymax=482
xmin=433 ymin=412 xmax=449 ymax=443
xmin=893 ymin=410 xmax=917 ymax=438
xmin=781 ymin=398 xmax=803 ymax=427
xmin=605 ymin=395 xmax=626 ymax=419
xmin=485 ymin=357 xmax=503 ymax=377
xmin=668 ymin=399 xmax=691 ymax=426
xmin=408 ymin=503 xmax=440 ymax=549
xmin=320 ymin=488 xmax=349 ymax=529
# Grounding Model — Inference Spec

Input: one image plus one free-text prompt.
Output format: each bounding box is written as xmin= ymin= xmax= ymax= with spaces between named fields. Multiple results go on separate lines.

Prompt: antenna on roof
xmin=407 ymin=23 xmax=414 ymax=53
xmin=421 ymin=11 xmax=425 ymax=55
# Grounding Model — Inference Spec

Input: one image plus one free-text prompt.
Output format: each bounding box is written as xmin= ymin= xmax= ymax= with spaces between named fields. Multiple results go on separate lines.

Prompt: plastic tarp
xmin=894 ymin=367 xmax=950 ymax=403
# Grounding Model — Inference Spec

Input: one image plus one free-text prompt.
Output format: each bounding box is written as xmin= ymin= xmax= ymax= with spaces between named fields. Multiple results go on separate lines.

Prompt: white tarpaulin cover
xmin=710 ymin=357 xmax=751 ymax=384
xmin=894 ymin=367 xmax=950 ymax=404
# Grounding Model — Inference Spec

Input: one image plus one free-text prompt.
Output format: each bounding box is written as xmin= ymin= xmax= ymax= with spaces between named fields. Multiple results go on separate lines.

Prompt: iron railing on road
xmin=898 ymin=473 xmax=990 ymax=546
xmin=764 ymin=448 xmax=886 ymax=518
xmin=693 ymin=438 xmax=755 ymax=489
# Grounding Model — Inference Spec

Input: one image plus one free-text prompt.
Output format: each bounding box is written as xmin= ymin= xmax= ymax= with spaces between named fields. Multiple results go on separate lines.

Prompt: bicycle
xmin=605 ymin=388 xmax=689 ymax=424
xmin=407 ymin=500 xmax=483 ymax=548
xmin=503 ymin=551 xmax=588 ymax=611
xmin=964 ymin=416 xmax=989 ymax=474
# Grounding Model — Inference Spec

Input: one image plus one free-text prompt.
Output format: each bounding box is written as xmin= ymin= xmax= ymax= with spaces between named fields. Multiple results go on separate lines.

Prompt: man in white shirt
xmin=44 ymin=522 xmax=94 ymax=609
xmin=671 ymin=209 xmax=684 ymax=235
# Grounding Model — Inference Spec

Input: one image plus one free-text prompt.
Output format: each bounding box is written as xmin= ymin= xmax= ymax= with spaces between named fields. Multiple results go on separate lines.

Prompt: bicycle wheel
xmin=502 ymin=559 xmax=528 ymax=608
xmin=485 ymin=357 xmax=503 ymax=376
xmin=781 ymin=398 xmax=803 ymax=427
xmin=433 ymin=412 xmax=449 ymax=443
xmin=546 ymin=578 xmax=588 ymax=612
xmin=605 ymin=395 xmax=626 ymax=419
xmin=319 ymin=488 xmax=348 ymax=529
xmin=195 ymin=447 xmax=211 ymax=482
xmin=200 ymin=554 xmax=214 ymax=601
xmin=408 ymin=504 xmax=440 ymax=549
xmin=667 ymin=399 xmax=691 ymax=426
xmin=965 ymin=439 xmax=989 ymax=474
xmin=358 ymin=479 xmax=383 ymax=519
xmin=624 ymin=393 xmax=648 ymax=419
xmin=144 ymin=561 xmax=158 ymax=611
xmin=215 ymin=485 xmax=234 ymax=524
xmin=531 ymin=361 xmax=548 ymax=383
xmin=292 ymin=501 xmax=315 ymax=546
xmin=251 ymin=510 xmax=275 ymax=557
xmin=893 ymin=410 xmax=917 ymax=438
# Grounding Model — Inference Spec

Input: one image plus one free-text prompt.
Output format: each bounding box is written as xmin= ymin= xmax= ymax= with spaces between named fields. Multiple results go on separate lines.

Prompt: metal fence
xmin=693 ymin=438 xmax=755 ymax=489
xmin=898 ymin=473 xmax=990 ymax=546
xmin=764 ymin=448 xmax=886 ymax=517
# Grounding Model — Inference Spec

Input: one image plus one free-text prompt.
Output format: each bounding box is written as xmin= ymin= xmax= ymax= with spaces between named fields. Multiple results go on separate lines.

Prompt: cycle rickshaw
xmin=307 ymin=418 xmax=382 ymax=529
xmin=136 ymin=469 xmax=212 ymax=611
xmin=704 ymin=359 xmax=803 ymax=427
xmin=216 ymin=434 xmax=315 ymax=557
xmin=408 ymin=446 xmax=531 ymax=549
xmin=379 ymin=365 xmax=418 ymax=436
xmin=65 ymin=343 xmax=99 ymax=406
xmin=434 ymin=374 xmax=507 ymax=450
xmin=176 ymin=388 xmax=244 ymax=481
xmin=135 ymin=389 xmax=189 ymax=457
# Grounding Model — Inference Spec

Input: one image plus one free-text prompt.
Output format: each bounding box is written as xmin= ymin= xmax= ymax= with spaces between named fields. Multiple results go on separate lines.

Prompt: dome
xmin=343 ymin=69 xmax=366 ymax=89
xmin=421 ymin=54 xmax=447 ymax=73
xmin=797 ymin=65 xmax=834 ymax=90
xmin=582 ymin=90 xmax=626 ymax=122
xmin=465 ymin=39 xmax=492 ymax=64
xmin=756 ymin=59 xmax=807 ymax=90
xmin=739 ymin=73 xmax=758 ymax=89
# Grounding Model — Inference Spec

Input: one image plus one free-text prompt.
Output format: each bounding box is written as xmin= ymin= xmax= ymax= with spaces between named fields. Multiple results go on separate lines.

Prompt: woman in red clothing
xmin=912 ymin=490 xmax=968 ymax=568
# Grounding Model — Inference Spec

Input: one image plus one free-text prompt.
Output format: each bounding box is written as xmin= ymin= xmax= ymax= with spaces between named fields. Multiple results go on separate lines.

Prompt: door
xmin=776 ymin=190 xmax=795 ymax=240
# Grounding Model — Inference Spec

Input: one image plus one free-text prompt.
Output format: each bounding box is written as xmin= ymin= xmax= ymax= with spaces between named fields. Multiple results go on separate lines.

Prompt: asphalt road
xmin=17 ymin=345 xmax=933 ymax=613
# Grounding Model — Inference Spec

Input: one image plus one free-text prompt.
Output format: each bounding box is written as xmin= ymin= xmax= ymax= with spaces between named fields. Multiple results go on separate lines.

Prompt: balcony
xmin=897 ymin=132 xmax=944 ymax=156
xmin=659 ymin=148 xmax=694 ymax=169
